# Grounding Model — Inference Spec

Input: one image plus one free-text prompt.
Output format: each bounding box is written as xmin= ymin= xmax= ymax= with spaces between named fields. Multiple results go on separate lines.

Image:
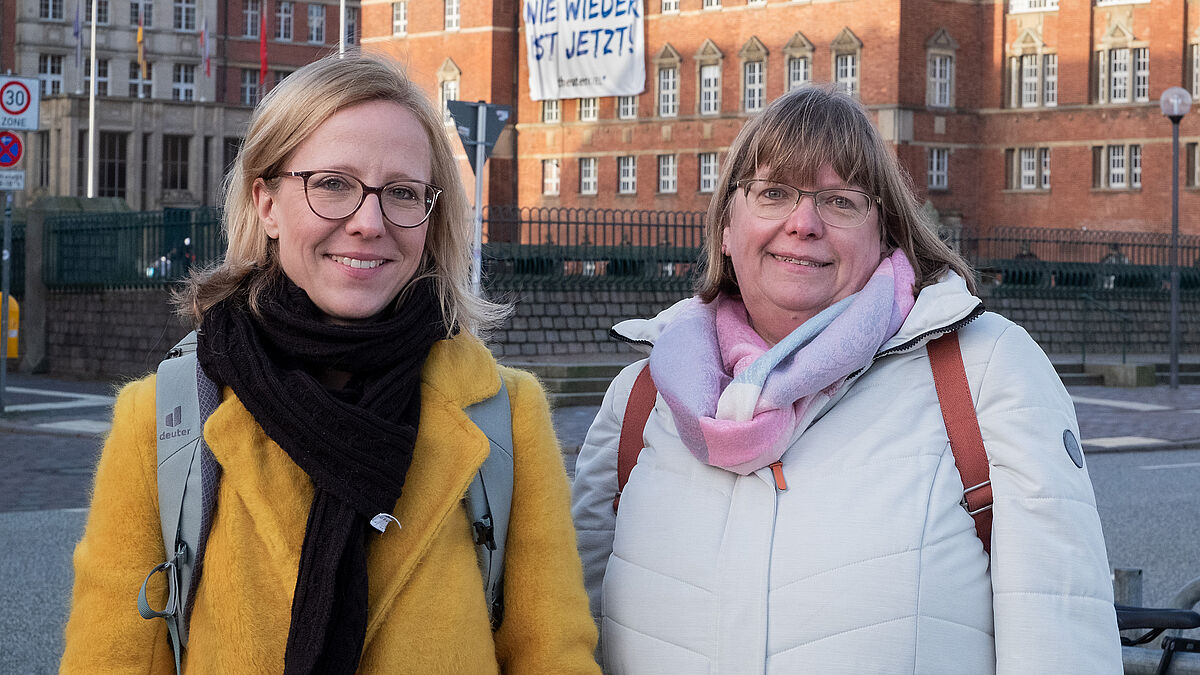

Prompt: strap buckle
xmin=472 ymin=513 xmax=496 ymax=551
xmin=959 ymin=480 xmax=993 ymax=516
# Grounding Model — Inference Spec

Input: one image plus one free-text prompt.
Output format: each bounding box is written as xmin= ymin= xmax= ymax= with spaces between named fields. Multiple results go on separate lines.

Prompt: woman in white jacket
xmin=571 ymin=86 xmax=1121 ymax=674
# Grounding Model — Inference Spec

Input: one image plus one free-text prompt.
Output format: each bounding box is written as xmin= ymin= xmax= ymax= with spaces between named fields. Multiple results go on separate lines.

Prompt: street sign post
xmin=0 ymin=77 xmax=41 ymax=131
xmin=447 ymin=100 xmax=513 ymax=295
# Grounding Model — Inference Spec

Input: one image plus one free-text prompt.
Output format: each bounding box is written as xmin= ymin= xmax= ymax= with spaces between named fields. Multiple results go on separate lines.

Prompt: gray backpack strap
xmin=464 ymin=378 xmax=513 ymax=628
xmin=137 ymin=330 xmax=219 ymax=675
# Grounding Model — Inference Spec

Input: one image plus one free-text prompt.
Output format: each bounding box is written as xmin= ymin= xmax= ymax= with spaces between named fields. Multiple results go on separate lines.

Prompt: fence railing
xmin=28 ymin=208 xmax=1200 ymax=294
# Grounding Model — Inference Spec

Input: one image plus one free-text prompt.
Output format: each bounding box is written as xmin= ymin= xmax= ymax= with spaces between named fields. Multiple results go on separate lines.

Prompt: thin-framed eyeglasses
xmin=275 ymin=170 xmax=442 ymax=228
xmin=733 ymin=178 xmax=882 ymax=229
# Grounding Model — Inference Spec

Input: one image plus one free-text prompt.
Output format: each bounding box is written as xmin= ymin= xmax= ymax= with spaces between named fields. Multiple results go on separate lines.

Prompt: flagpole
xmin=338 ymin=0 xmax=345 ymax=55
xmin=87 ymin=0 xmax=98 ymax=198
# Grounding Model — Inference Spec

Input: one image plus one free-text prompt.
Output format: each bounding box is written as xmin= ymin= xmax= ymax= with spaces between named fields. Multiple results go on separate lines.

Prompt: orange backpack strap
xmin=927 ymin=331 xmax=993 ymax=554
xmin=613 ymin=364 xmax=657 ymax=513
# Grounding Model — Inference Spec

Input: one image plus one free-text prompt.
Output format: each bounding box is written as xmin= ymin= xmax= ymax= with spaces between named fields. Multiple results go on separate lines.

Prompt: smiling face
xmin=253 ymin=100 xmax=433 ymax=323
xmin=723 ymin=163 xmax=884 ymax=344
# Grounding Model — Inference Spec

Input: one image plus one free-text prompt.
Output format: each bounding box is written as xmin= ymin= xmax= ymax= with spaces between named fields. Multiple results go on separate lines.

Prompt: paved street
xmin=1 ymin=370 xmax=1199 ymax=673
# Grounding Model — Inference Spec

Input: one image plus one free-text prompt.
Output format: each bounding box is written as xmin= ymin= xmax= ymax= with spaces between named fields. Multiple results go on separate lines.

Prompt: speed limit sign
xmin=0 ymin=77 xmax=40 ymax=131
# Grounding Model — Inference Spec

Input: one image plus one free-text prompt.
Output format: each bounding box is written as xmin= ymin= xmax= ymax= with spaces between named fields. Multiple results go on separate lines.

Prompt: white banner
xmin=523 ymin=0 xmax=645 ymax=101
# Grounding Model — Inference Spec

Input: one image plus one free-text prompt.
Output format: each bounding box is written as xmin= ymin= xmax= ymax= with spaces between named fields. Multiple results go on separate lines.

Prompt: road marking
xmin=36 ymin=419 xmax=112 ymax=434
xmin=1070 ymin=396 xmax=1171 ymax=412
xmin=1083 ymin=436 xmax=1169 ymax=448
xmin=4 ymin=386 xmax=114 ymax=412
xmin=1139 ymin=461 xmax=1200 ymax=471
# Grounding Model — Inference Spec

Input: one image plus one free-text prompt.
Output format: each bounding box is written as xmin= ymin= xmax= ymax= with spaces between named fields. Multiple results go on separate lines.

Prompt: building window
xmin=37 ymin=131 xmax=50 ymax=188
xmin=1006 ymin=146 xmax=1049 ymax=190
xmin=927 ymin=54 xmax=952 ymax=107
xmin=541 ymin=99 xmax=560 ymax=123
xmin=243 ymin=0 xmax=260 ymax=36
xmin=928 ymin=148 xmax=948 ymax=190
xmin=579 ymin=157 xmax=597 ymax=195
xmin=440 ymin=79 xmax=458 ymax=124
xmin=172 ymin=63 xmax=196 ymax=101
xmin=618 ymin=156 xmax=636 ymax=194
xmin=658 ymin=67 xmax=678 ymax=117
xmin=85 ymin=0 xmax=110 ymax=25
xmin=241 ymin=69 xmax=260 ymax=105
xmin=344 ymin=7 xmax=358 ymax=44
xmin=658 ymin=155 xmax=677 ymax=194
xmin=700 ymin=64 xmax=720 ymax=115
xmin=1042 ymin=54 xmax=1057 ymax=107
xmin=618 ymin=95 xmax=637 ymax=119
xmin=1021 ymin=54 xmax=1039 ymax=107
xmin=743 ymin=61 xmax=764 ymax=112
xmin=162 ymin=135 xmax=190 ymax=190
xmin=40 ymin=0 xmax=64 ymax=20
xmin=98 ymin=132 xmax=127 ymax=199
xmin=1130 ymin=144 xmax=1141 ymax=188
xmin=542 ymin=159 xmax=560 ymax=195
xmin=835 ymin=54 xmax=858 ymax=96
xmin=38 ymin=54 xmax=64 ymax=96
xmin=173 ymin=0 xmax=196 ymax=30
xmin=129 ymin=61 xmax=152 ymax=97
xmin=787 ymin=57 xmax=809 ymax=92
xmin=308 ymin=4 xmax=324 ymax=42
xmin=1192 ymin=44 xmax=1200 ymax=97
xmin=1187 ymin=143 xmax=1199 ymax=187
xmin=703 ymin=0 xmax=720 ymax=7
xmin=698 ymin=152 xmax=717 ymax=193
xmin=1039 ymin=148 xmax=1050 ymax=189
xmin=661 ymin=0 xmax=678 ymax=11
xmin=275 ymin=1 xmax=293 ymax=40
xmin=445 ymin=0 xmax=459 ymax=30
xmin=1108 ymin=145 xmax=1126 ymax=188
xmin=1109 ymin=48 xmax=1129 ymax=103
xmin=1133 ymin=47 xmax=1149 ymax=102
xmin=84 ymin=59 xmax=110 ymax=96
xmin=1009 ymin=0 xmax=1058 ymax=11
xmin=392 ymin=1 xmax=407 ymax=35
xmin=130 ymin=0 xmax=152 ymax=26
xmin=579 ymin=97 xmax=598 ymax=121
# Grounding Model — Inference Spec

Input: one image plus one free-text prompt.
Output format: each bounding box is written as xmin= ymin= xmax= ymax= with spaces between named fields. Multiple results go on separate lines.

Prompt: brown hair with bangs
xmin=696 ymin=84 xmax=974 ymax=303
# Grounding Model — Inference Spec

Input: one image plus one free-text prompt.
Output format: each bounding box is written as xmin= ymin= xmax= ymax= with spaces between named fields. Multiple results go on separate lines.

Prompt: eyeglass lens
xmin=304 ymin=171 xmax=434 ymax=226
xmin=743 ymin=180 xmax=872 ymax=228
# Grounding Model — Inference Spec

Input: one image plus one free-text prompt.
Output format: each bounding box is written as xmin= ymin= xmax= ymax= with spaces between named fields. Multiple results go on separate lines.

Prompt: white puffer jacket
xmin=571 ymin=273 xmax=1121 ymax=674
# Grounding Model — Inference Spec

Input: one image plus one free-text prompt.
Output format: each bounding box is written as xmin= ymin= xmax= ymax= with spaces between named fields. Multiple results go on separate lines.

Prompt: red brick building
xmin=365 ymin=0 xmax=1200 ymax=237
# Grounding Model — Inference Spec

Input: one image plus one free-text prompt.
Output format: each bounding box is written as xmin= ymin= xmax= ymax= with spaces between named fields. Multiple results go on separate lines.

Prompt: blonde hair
xmin=175 ymin=51 xmax=508 ymax=336
xmin=696 ymin=85 xmax=974 ymax=302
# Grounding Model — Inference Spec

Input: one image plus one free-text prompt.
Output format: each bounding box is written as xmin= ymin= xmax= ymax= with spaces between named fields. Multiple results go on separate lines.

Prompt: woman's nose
xmin=345 ymin=193 xmax=388 ymax=238
xmin=784 ymin=195 xmax=825 ymax=237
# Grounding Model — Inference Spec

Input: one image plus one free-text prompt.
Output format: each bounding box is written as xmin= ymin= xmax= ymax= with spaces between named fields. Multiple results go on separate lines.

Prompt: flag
xmin=201 ymin=16 xmax=210 ymax=78
xmin=137 ymin=7 xmax=146 ymax=79
xmin=259 ymin=3 xmax=268 ymax=90
xmin=73 ymin=3 xmax=82 ymax=74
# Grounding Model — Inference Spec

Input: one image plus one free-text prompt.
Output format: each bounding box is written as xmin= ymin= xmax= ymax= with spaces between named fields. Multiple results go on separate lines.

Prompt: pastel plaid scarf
xmin=648 ymin=249 xmax=916 ymax=474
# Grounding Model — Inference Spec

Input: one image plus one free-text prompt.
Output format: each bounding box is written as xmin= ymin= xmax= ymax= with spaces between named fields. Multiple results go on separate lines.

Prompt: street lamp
xmin=1160 ymin=87 xmax=1192 ymax=390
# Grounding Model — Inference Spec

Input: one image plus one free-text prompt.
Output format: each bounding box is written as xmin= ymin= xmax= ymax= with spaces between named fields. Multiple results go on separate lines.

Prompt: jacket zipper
xmin=842 ymin=302 xmax=986 ymax=381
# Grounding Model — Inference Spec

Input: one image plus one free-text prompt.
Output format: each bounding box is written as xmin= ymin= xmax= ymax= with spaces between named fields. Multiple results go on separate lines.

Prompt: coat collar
xmin=200 ymin=332 xmax=504 ymax=642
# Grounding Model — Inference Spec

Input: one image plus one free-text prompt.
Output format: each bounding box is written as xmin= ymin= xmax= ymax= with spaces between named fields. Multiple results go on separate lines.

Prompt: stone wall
xmin=34 ymin=285 xmax=1200 ymax=379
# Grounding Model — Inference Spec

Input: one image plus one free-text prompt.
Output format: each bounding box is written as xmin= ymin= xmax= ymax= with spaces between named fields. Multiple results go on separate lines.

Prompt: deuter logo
xmin=159 ymin=406 xmax=191 ymax=441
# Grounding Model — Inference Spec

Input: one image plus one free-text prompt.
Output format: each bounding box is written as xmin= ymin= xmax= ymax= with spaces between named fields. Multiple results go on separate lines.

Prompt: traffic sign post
xmin=447 ymin=100 xmax=513 ymax=296
xmin=0 ymin=77 xmax=41 ymax=131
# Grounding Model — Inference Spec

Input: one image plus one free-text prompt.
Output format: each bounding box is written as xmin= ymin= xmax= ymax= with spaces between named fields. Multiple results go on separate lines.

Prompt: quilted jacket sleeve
xmin=966 ymin=320 xmax=1122 ymax=674
xmin=61 ymin=376 xmax=176 ymax=674
xmin=493 ymin=368 xmax=601 ymax=675
xmin=570 ymin=359 xmax=646 ymax=622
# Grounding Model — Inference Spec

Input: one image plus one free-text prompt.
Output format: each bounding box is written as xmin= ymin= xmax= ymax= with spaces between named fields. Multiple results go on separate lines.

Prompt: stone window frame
xmin=578 ymin=97 xmax=599 ymax=121
xmin=925 ymin=28 xmax=957 ymax=108
xmin=927 ymin=147 xmax=949 ymax=191
xmin=1089 ymin=143 xmax=1142 ymax=190
xmin=831 ymin=28 xmax=862 ymax=97
xmin=437 ymin=58 xmax=461 ymax=126
xmin=1093 ymin=21 xmax=1148 ymax=104
xmin=1007 ymin=27 xmax=1055 ymax=109
xmin=617 ymin=95 xmax=638 ymax=120
xmin=654 ymin=43 xmax=682 ymax=119
xmin=739 ymin=36 xmax=768 ymax=113
xmin=783 ymin=32 xmax=813 ymax=93
xmin=695 ymin=39 xmax=724 ymax=116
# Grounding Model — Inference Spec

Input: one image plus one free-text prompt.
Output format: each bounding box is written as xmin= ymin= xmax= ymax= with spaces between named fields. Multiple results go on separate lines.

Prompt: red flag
xmin=259 ymin=2 xmax=268 ymax=90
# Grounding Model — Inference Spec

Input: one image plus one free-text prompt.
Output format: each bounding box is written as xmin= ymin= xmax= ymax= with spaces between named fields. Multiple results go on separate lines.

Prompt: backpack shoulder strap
xmin=927 ymin=331 xmax=993 ymax=554
xmin=613 ymin=363 xmax=657 ymax=513
xmin=137 ymin=330 xmax=220 ymax=675
xmin=464 ymin=378 xmax=513 ymax=628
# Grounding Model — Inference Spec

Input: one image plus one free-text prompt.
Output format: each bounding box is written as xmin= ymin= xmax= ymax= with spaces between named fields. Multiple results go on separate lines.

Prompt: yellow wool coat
xmin=61 ymin=332 xmax=600 ymax=673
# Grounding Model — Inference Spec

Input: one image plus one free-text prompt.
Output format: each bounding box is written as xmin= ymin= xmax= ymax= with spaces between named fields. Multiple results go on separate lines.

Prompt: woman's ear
xmin=253 ymin=178 xmax=281 ymax=240
xmin=721 ymin=227 xmax=730 ymax=256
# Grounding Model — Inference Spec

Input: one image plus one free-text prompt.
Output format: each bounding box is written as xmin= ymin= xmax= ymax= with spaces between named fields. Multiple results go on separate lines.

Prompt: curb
xmin=1083 ymin=439 xmax=1200 ymax=454
xmin=0 ymin=419 xmax=109 ymax=440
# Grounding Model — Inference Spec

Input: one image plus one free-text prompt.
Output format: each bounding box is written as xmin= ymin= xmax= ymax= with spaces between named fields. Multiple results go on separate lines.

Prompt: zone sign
xmin=0 ymin=77 xmax=41 ymax=131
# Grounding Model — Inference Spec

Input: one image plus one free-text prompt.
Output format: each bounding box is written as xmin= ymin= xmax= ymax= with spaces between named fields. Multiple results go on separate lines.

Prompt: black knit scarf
xmin=196 ymin=273 xmax=447 ymax=674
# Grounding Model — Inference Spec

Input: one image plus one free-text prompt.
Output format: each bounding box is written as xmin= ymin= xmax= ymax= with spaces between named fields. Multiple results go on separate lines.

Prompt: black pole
xmin=1169 ymin=118 xmax=1181 ymax=389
